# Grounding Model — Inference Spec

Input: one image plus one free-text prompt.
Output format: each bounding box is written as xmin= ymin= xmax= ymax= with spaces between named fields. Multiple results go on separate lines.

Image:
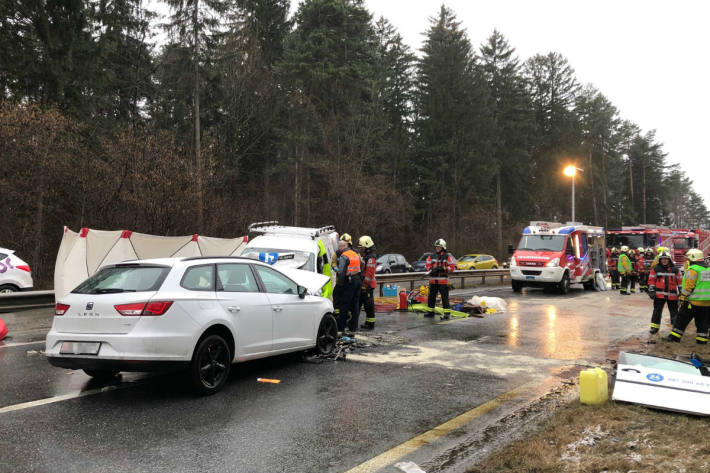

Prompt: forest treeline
xmin=1 ymin=0 xmax=708 ymax=287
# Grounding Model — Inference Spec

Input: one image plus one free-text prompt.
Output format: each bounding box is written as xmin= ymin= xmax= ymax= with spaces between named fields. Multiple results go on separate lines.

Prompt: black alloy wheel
xmin=190 ymin=334 xmax=231 ymax=395
xmin=559 ymin=272 xmax=570 ymax=295
xmin=316 ymin=314 xmax=338 ymax=355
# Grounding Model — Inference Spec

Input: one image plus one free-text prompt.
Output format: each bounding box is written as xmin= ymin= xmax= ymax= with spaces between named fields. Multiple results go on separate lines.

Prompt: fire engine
xmin=668 ymin=229 xmax=710 ymax=265
xmin=509 ymin=222 xmax=606 ymax=294
xmin=605 ymin=225 xmax=673 ymax=252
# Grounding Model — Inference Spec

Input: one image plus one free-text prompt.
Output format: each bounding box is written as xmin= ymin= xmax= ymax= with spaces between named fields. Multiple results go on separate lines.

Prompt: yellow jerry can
xmin=579 ymin=367 xmax=609 ymax=405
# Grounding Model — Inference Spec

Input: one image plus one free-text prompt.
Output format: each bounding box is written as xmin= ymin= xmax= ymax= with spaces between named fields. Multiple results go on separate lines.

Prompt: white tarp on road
xmin=54 ymin=227 xmax=248 ymax=298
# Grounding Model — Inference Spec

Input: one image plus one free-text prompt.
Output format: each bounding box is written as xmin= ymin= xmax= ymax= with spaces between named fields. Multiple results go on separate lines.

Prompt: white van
xmin=240 ymin=222 xmax=339 ymax=298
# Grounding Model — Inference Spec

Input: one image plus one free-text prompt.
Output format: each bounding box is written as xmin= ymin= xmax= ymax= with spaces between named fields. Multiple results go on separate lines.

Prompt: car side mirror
xmin=389 ymin=260 xmax=395 ymax=265
xmin=507 ymin=244 xmax=515 ymax=255
xmin=297 ymin=285 xmax=307 ymax=299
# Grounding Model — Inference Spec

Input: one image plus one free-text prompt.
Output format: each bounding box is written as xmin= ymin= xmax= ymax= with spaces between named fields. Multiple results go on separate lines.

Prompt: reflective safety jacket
xmin=618 ymin=253 xmax=633 ymax=275
xmin=425 ymin=250 xmax=456 ymax=284
xmin=360 ymin=248 xmax=377 ymax=289
xmin=635 ymin=256 xmax=647 ymax=274
xmin=336 ymin=248 xmax=361 ymax=285
xmin=608 ymin=253 xmax=619 ymax=272
xmin=681 ymin=262 xmax=710 ymax=307
xmin=648 ymin=263 xmax=681 ymax=301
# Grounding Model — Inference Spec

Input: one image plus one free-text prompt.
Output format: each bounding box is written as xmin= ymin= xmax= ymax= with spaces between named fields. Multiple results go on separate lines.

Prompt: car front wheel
xmin=558 ymin=272 xmax=570 ymax=295
xmin=315 ymin=314 xmax=338 ymax=355
xmin=189 ymin=334 xmax=231 ymax=395
xmin=512 ymin=280 xmax=523 ymax=292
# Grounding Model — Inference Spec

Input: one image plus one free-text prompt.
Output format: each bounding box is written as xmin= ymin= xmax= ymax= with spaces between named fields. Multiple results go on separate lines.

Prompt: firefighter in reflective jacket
xmin=358 ymin=235 xmax=377 ymax=330
xmin=608 ymin=247 xmax=620 ymax=290
xmin=667 ymin=249 xmax=710 ymax=344
xmin=635 ymin=247 xmax=649 ymax=293
xmin=618 ymin=246 xmax=633 ymax=295
xmin=647 ymin=251 xmax=681 ymax=334
xmin=425 ymin=239 xmax=456 ymax=320
xmin=336 ymin=239 xmax=362 ymax=333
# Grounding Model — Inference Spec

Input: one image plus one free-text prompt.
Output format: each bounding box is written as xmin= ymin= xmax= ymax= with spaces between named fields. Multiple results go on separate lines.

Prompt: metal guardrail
xmin=0 ymin=269 xmax=511 ymax=310
xmin=375 ymin=269 xmax=510 ymax=296
xmin=0 ymin=290 xmax=55 ymax=312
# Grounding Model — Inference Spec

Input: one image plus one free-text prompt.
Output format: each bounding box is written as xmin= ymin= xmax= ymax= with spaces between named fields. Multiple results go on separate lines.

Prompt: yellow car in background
xmin=456 ymin=254 xmax=499 ymax=270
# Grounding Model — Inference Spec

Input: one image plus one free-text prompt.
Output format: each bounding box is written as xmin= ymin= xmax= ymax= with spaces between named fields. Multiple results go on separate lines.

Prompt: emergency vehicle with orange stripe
xmin=509 ymin=222 xmax=606 ymax=294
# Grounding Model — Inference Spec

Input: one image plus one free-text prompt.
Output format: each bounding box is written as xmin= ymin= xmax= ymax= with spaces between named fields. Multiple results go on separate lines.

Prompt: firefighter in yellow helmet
xmin=618 ymin=246 xmax=633 ymax=295
xmin=666 ymin=249 xmax=710 ymax=344
xmin=357 ymin=236 xmax=377 ymax=330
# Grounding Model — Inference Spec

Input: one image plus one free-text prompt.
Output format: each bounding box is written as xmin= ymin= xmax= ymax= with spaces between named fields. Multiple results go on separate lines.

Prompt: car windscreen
xmin=418 ymin=253 xmax=433 ymax=261
xmin=606 ymin=234 xmax=650 ymax=249
xmin=672 ymin=238 xmax=694 ymax=249
xmin=517 ymin=235 xmax=566 ymax=252
xmin=459 ymin=255 xmax=477 ymax=262
xmin=377 ymin=255 xmax=389 ymax=264
xmin=72 ymin=265 xmax=171 ymax=294
xmin=240 ymin=248 xmax=315 ymax=272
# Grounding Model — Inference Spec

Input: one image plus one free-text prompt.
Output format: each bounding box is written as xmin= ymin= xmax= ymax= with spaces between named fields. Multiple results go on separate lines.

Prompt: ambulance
xmin=509 ymin=222 xmax=606 ymax=294
xmin=240 ymin=222 xmax=339 ymax=298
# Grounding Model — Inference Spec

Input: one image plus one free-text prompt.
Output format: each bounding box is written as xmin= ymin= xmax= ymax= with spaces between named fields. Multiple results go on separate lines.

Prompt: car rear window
xmin=72 ymin=265 xmax=170 ymax=294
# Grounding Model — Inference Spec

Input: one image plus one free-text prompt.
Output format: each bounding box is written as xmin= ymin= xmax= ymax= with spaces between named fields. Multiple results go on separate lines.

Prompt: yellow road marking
xmin=344 ymin=380 xmax=540 ymax=473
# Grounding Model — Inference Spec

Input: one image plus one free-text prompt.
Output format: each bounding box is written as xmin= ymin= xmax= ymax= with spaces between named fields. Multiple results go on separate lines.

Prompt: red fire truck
xmin=668 ymin=229 xmax=710 ymax=265
xmin=510 ymin=222 xmax=606 ymax=294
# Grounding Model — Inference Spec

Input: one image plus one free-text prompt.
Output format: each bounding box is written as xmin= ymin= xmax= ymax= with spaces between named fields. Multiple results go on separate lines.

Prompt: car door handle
xmin=273 ymin=306 xmax=283 ymax=312
xmin=227 ymin=306 xmax=240 ymax=313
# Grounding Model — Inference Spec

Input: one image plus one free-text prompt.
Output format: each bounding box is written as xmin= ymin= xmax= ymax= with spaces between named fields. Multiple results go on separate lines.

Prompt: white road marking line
xmin=0 ymin=384 xmax=127 ymax=415
xmin=0 ymin=340 xmax=45 ymax=348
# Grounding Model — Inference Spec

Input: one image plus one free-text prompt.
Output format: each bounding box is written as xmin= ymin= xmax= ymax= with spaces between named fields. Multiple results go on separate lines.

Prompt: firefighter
xmin=608 ymin=247 xmax=620 ymax=290
xmin=425 ymin=239 xmax=456 ymax=320
xmin=647 ymin=250 xmax=681 ymax=335
xmin=640 ymin=248 xmax=654 ymax=292
xmin=666 ymin=249 xmax=710 ymax=344
xmin=618 ymin=246 xmax=633 ymax=295
xmin=636 ymin=247 xmax=649 ymax=293
xmin=332 ymin=233 xmax=354 ymax=321
xmin=628 ymin=248 xmax=639 ymax=294
xmin=335 ymin=237 xmax=362 ymax=334
xmin=651 ymin=246 xmax=670 ymax=267
xmin=358 ymin=235 xmax=377 ymax=330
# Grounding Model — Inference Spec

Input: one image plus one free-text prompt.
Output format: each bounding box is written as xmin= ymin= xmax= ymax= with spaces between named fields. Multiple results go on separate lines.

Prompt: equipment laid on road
xmin=510 ymin=221 xmax=606 ymax=294
xmin=579 ymin=367 xmax=609 ymax=405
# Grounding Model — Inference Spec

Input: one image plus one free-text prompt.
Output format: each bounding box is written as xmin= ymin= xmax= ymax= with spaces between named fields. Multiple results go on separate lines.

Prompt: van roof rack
xmin=248 ymin=221 xmax=336 ymax=240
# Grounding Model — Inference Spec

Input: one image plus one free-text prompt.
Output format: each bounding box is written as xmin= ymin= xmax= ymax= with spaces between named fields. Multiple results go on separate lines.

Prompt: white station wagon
xmin=46 ymin=257 xmax=337 ymax=394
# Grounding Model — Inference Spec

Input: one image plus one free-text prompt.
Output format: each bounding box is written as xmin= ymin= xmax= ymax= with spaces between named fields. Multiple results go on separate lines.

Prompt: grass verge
xmin=467 ymin=326 xmax=710 ymax=473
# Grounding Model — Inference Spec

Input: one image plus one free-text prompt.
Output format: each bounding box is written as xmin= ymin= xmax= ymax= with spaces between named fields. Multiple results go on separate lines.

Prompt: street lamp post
xmin=563 ymin=165 xmax=584 ymax=222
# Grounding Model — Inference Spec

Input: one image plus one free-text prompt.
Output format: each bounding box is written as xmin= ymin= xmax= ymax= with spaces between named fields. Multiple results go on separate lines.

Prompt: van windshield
xmin=241 ymin=248 xmax=315 ymax=272
xmin=517 ymin=235 xmax=566 ymax=252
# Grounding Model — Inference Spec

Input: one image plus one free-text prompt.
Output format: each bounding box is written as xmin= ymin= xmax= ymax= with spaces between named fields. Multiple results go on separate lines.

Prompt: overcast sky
xmin=362 ymin=0 xmax=710 ymax=206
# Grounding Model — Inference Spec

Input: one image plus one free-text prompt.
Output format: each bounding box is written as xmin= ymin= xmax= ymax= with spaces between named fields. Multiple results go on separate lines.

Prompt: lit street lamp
xmin=563 ymin=165 xmax=584 ymax=222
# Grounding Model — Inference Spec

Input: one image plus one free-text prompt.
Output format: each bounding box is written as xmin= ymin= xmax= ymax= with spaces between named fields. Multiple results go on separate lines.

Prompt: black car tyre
xmin=0 ymin=284 xmax=18 ymax=294
xmin=315 ymin=314 xmax=338 ymax=355
xmin=189 ymin=334 xmax=231 ymax=395
xmin=492 ymin=265 xmax=498 ymax=269
xmin=384 ymin=269 xmax=391 ymax=274
xmin=558 ymin=272 xmax=570 ymax=295
xmin=511 ymin=280 xmax=522 ymax=292
xmin=83 ymin=369 xmax=119 ymax=379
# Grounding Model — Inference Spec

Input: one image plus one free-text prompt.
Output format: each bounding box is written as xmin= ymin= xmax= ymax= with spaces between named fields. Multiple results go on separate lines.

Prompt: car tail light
xmin=144 ymin=301 xmax=173 ymax=315
xmin=114 ymin=301 xmax=173 ymax=316
xmin=55 ymin=303 xmax=70 ymax=316
xmin=16 ymin=265 xmax=31 ymax=272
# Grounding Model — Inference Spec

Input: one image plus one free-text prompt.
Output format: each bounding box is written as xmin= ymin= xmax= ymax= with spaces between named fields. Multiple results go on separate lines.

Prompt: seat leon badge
xmin=86 ymin=302 xmax=94 ymax=310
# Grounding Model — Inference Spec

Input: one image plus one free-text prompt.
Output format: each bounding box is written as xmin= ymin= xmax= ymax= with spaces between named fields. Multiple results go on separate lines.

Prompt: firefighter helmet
xmin=358 ymin=235 xmax=374 ymax=248
xmin=611 ymin=247 xmax=618 ymax=252
xmin=434 ymin=238 xmax=447 ymax=250
xmin=657 ymin=246 xmax=669 ymax=255
xmin=637 ymin=247 xmax=645 ymax=253
xmin=658 ymin=250 xmax=671 ymax=260
xmin=620 ymin=245 xmax=629 ymax=253
xmin=686 ymin=249 xmax=704 ymax=262
xmin=340 ymin=233 xmax=352 ymax=244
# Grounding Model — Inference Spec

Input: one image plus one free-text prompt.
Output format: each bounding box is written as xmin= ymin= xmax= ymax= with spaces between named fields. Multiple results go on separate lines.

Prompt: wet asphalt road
xmin=0 ymin=285 xmax=655 ymax=473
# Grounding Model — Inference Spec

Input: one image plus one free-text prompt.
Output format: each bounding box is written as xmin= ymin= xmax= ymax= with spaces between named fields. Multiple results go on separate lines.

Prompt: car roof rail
xmin=248 ymin=221 xmax=281 ymax=232
xmin=181 ymin=256 xmax=253 ymax=262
